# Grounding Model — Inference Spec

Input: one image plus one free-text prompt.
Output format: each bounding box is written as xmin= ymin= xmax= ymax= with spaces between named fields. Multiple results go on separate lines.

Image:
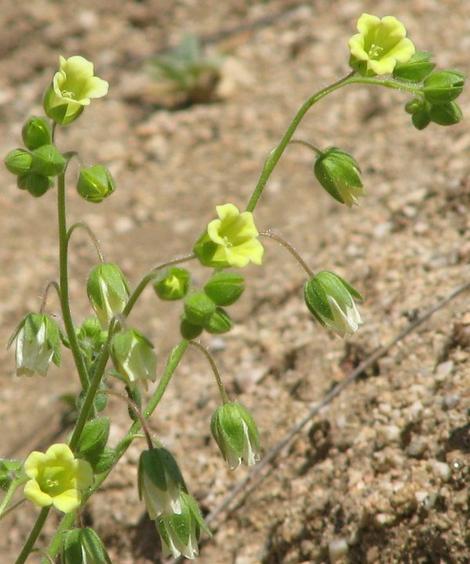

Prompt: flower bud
xmin=203 ymin=272 xmax=245 ymax=306
xmin=138 ymin=447 xmax=187 ymax=518
xmin=411 ymin=108 xmax=431 ymax=130
xmin=430 ymin=101 xmax=463 ymax=126
xmin=304 ymin=271 xmax=363 ymax=338
xmin=405 ymin=98 xmax=423 ymax=115
xmin=183 ymin=291 xmax=216 ymax=325
xmin=62 ymin=528 xmax=111 ymax=564
xmin=77 ymin=165 xmax=116 ymax=203
xmin=30 ymin=144 xmax=66 ymax=177
xmin=76 ymin=316 xmax=108 ymax=362
xmin=22 ymin=116 xmax=52 ymax=150
xmin=203 ymin=307 xmax=232 ymax=334
xmin=180 ymin=316 xmax=203 ymax=340
xmin=17 ymin=173 xmax=53 ymax=197
xmin=9 ymin=313 xmax=61 ymax=377
xmin=156 ymin=492 xmax=210 ymax=560
xmin=4 ymin=149 xmax=32 ymax=175
xmin=211 ymin=402 xmax=261 ymax=469
xmin=110 ymin=328 xmax=157 ymax=387
xmin=86 ymin=263 xmax=130 ymax=328
xmin=392 ymin=51 xmax=435 ymax=83
xmin=314 ymin=148 xmax=364 ymax=207
xmin=153 ymin=267 xmax=190 ymax=301
xmin=423 ymin=70 xmax=465 ymax=104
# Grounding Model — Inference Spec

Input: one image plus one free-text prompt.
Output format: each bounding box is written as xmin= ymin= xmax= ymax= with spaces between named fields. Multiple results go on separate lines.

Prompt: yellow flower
xmin=23 ymin=444 xmax=93 ymax=513
xmin=44 ymin=56 xmax=108 ymax=124
xmin=349 ymin=13 xmax=415 ymax=76
xmin=194 ymin=204 xmax=264 ymax=268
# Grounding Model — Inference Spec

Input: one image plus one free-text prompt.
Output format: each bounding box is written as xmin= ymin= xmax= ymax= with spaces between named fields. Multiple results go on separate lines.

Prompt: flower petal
xmin=207 ymin=219 xmax=224 ymax=245
xmin=85 ymin=76 xmax=109 ymax=99
xmin=215 ymin=203 xmax=240 ymax=222
xmin=24 ymin=451 xmax=46 ymax=479
xmin=357 ymin=13 xmax=380 ymax=35
xmin=52 ymin=488 xmax=81 ymax=513
xmin=24 ymin=479 xmax=53 ymax=508
xmin=75 ymin=459 xmax=94 ymax=490
xmin=45 ymin=443 xmax=75 ymax=464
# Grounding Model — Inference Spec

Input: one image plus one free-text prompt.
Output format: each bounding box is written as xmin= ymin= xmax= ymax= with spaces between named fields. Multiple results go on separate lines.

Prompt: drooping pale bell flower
xmin=86 ymin=263 xmax=130 ymax=328
xmin=193 ymin=203 xmax=264 ymax=268
xmin=211 ymin=402 xmax=261 ymax=469
xmin=44 ymin=56 xmax=108 ymax=125
xmin=138 ymin=447 xmax=187 ymax=519
xmin=304 ymin=271 xmax=363 ymax=338
xmin=110 ymin=328 xmax=157 ymax=388
xmin=349 ymin=13 xmax=415 ymax=76
xmin=156 ymin=492 xmax=210 ymax=560
xmin=23 ymin=443 xmax=93 ymax=513
xmin=10 ymin=313 xmax=61 ymax=377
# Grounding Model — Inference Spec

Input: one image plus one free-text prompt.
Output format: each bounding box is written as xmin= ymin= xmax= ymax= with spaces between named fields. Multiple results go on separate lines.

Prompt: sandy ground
xmin=0 ymin=0 xmax=469 ymax=562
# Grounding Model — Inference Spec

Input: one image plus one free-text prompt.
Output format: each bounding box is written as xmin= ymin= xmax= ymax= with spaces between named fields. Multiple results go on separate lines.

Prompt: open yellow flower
xmin=44 ymin=56 xmax=108 ymax=124
xmin=349 ymin=14 xmax=415 ymax=76
xmin=194 ymin=204 xmax=264 ymax=268
xmin=23 ymin=444 xmax=93 ymax=513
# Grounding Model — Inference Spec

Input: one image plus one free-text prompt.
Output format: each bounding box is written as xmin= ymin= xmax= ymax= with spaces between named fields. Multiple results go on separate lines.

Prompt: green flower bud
xmin=430 ymin=101 xmax=463 ymax=126
xmin=153 ymin=267 xmax=190 ymax=301
xmin=203 ymin=308 xmax=232 ymax=334
xmin=180 ymin=316 xmax=203 ymax=340
xmin=184 ymin=291 xmax=216 ymax=325
xmin=203 ymin=272 xmax=245 ymax=306
xmin=110 ymin=328 xmax=157 ymax=387
xmin=9 ymin=313 xmax=61 ymax=377
xmin=4 ymin=149 xmax=32 ymax=175
xmin=211 ymin=402 xmax=261 ymax=469
xmin=77 ymin=165 xmax=116 ymax=203
xmin=22 ymin=116 xmax=52 ymax=150
xmin=156 ymin=492 xmax=210 ymax=560
xmin=393 ymin=51 xmax=435 ymax=83
xmin=87 ymin=263 xmax=130 ymax=328
xmin=76 ymin=316 xmax=108 ymax=363
xmin=411 ymin=108 xmax=431 ymax=130
xmin=304 ymin=271 xmax=363 ymax=338
xmin=30 ymin=144 xmax=66 ymax=177
xmin=314 ymin=148 xmax=364 ymax=207
xmin=423 ymin=70 xmax=465 ymax=104
xmin=62 ymin=527 xmax=111 ymax=564
xmin=138 ymin=447 xmax=187 ymax=518
xmin=17 ymin=173 xmax=53 ymax=197
xmin=405 ymin=98 xmax=424 ymax=115
xmin=43 ymin=85 xmax=84 ymax=126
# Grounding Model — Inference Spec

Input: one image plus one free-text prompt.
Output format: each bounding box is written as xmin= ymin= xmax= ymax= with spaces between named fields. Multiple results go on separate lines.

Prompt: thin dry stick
xmin=204 ymin=280 xmax=470 ymax=527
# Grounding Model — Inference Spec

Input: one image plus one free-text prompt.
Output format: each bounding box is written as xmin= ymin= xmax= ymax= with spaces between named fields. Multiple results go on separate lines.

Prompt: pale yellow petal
xmin=45 ymin=443 xmax=74 ymax=463
xmin=356 ymin=13 xmax=380 ymax=34
xmin=24 ymin=480 xmax=53 ymax=508
xmin=75 ymin=459 xmax=94 ymax=489
xmin=24 ymin=451 xmax=46 ymax=479
xmin=53 ymin=489 xmax=81 ymax=513
xmin=207 ymin=219 xmax=224 ymax=244
xmin=216 ymin=203 xmax=240 ymax=222
xmin=348 ymin=35 xmax=369 ymax=61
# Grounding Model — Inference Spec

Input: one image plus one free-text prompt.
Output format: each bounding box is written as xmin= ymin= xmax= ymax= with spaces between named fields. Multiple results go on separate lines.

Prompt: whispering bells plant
xmin=0 ymin=13 xmax=464 ymax=563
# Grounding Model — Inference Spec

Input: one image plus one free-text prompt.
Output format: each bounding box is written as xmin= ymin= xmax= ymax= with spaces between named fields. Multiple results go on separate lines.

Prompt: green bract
xmin=314 ymin=148 xmax=364 ymax=207
xmin=392 ymin=51 xmax=435 ymax=83
xmin=44 ymin=55 xmax=108 ymax=125
xmin=10 ymin=313 xmax=61 ymax=377
xmin=304 ymin=271 xmax=363 ymax=338
xmin=138 ymin=447 xmax=187 ymax=518
xmin=156 ymin=492 xmax=210 ymax=560
xmin=86 ymin=263 xmax=130 ymax=328
xmin=30 ymin=144 xmax=66 ymax=177
xmin=349 ymin=13 xmax=415 ymax=76
xmin=4 ymin=149 xmax=32 ymax=176
xmin=110 ymin=328 xmax=157 ymax=387
xmin=22 ymin=116 xmax=52 ymax=150
xmin=62 ymin=527 xmax=111 ymax=564
xmin=423 ymin=70 xmax=465 ymax=104
xmin=203 ymin=307 xmax=233 ymax=334
xmin=153 ymin=267 xmax=191 ymax=301
xmin=211 ymin=402 xmax=261 ymax=469
xmin=204 ymin=272 xmax=245 ymax=306
xmin=77 ymin=165 xmax=116 ymax=203
xmin=23 ymin=443 xmax=93 ymax=513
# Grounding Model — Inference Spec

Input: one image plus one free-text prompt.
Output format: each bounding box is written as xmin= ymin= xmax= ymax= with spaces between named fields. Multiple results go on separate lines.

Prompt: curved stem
xmin=289 ymin=139 xmax=323 ymax=155
xmin=106 ymin=390 xmax=154 ymax=449
xmin=189 ymin=341 xmax=229 ymax=403
xmin=15 ymin=506 xmax=50 ymax=564
xmin=0 ymin=499 xmax=25 ymax=521
xmin=0 ymin=477 xmax=27 ymax=519
xmin=67 ymin=222 xmax=105 ymax=263
xmin=39 ymin=281 xmax=61 ymax=314
xmin=57 ymin=172 xmax=89 ymax=389
xmin=260 ymin=230 xmax=314 ymax=277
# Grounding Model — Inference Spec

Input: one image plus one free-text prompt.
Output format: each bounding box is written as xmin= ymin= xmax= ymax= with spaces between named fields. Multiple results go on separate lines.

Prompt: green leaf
xmin=77 ymin=417 xmax=110 ymax=469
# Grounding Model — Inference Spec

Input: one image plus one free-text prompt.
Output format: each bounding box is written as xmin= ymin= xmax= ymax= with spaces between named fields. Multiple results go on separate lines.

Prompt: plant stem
xmin=260 ymin=230 xmax=314 ymax=277
xmin=0 ymin=478 xmax=26 ymax=519
xmin=57 ymin=172 xmax=90 ymax=389
xmin=189 ymin=341 xmax=229 ymax=403
xmin=289 ymin=139 xmax=323 ymax=155
xmin=107 ymin=390 xmax=154 ymax=449
xmin=15 ymin=507 xmax=50 ymax=564
xmin=39 ymin=281 xmax=61 ymax=314
xmin=245 ymin=73 xmax=422 ymax=212
xmin=67 ymin=222 xmax=105 ymax=262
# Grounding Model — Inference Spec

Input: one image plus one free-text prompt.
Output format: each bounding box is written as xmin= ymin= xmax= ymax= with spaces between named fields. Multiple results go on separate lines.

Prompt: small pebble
xmin=328 ymin=538 xmax=348 ymax=562
xmin=431 ymin=460 xmax=451 ymax=482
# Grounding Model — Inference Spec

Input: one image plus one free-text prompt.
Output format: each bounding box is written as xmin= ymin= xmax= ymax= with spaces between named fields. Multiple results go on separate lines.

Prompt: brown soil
xmin=0 ymin=1 xmax=469 ymax=563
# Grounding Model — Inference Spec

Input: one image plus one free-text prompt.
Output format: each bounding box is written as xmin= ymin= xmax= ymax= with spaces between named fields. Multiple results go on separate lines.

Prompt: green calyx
xmin=86 ymin=263 xmax=130 ymax=328
xmin=393 ymin=51 xmax=435 ymax=83
xmin=203 ymin=271 xmax=245 ymax=306
xmin=422 ymin=70 xmax=465 ymax=104
xmin=22 ymin=116 xmax=52 ymax=150
xmin=30 ymin=144 xmax=66 ymax=177
xmin=77 ymin=165 xmax=116 ymax=203
xmin=4 ymin=149 xmax=32 ymax=176
xmin=154 ymin=267 xmax=191 ymax=301
xmin=183 ymin=291 xmax=216 ymax=325
xmin=110 ymin=328 xmax=157 ymax=386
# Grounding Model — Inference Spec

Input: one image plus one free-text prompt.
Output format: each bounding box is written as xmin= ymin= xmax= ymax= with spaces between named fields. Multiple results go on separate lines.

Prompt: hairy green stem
xmin=58 ymin=172 xmax=90 ymax=390
xmin=260 ymin=230 xmax=314 ymax=277
xmin=245 ymin=73 xmax=422 ymax=212
xmin=189 ymin=341 xmax=229 ymax=403
xmin=15 ymin=507 xmax=50 ymax=564
xmin=0 ymin=478 xmax=26 ymax=519
xmin=67 ymin=222 xmax=105 ymax=263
